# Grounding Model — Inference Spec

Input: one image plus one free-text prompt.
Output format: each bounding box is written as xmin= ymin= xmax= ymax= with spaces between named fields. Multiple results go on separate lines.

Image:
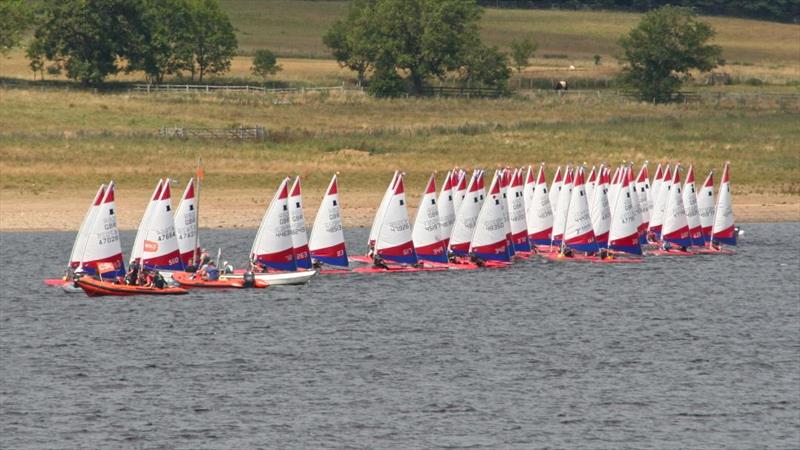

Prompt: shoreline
xmin=1 ymin=190 xmax=798 ymax=232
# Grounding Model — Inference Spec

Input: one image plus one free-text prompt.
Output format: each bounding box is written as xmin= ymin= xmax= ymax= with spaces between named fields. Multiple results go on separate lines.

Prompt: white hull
xmin=227 ymin=270 xmax=317 ymax=286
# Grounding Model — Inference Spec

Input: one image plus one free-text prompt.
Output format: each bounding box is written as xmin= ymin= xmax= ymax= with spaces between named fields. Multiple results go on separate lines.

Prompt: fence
xmin=159 ymin=126 xmax=267 ymax=141
xmin=420 ymin=86 xmax=505 ymax=98
xmin=132 ymin=83 xmax=355 ymax=95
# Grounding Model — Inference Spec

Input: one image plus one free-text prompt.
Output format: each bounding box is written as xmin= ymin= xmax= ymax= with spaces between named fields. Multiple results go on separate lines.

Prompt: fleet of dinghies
xmin=46 ymin=161 xmax=740 ymax=297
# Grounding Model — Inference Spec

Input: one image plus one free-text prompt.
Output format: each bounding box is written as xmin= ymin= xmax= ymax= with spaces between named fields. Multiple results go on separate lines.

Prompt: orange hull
xmin=76 ymin=277 xmax=188 ymax=297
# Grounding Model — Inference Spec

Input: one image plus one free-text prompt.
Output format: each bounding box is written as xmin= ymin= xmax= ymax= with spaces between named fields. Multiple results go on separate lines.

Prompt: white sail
xmin=563 ymin=167 xmax=597 ymax=252
xmin=697 ymin=170 xmax=715 ymax=241
xmin=437 ymin=170 xmax=456 ymax=244
xmin=589 ymin=165 xmax=611 ymax=247
xmin=469 ymin=172 xmax=510 ymax=262
xmin=607 ymin=171 xmax=642 ymax=255
xmin=413 ymin=174 xmax=447 ymax=263
xmin=711 ymin=162 xmax=736 ymax=245
xmin=375 ymin=174 xmax=417 ymax=264
xmin=449 ymin=171 xmax=483 ymax=255
xmin=131 ymin=179 xmax=163 ymax=263
xmin=682 ymin=165 xmax=704 ymax=245
xmin=661 ymin=165 xmax=690 ymax=247
xmin=526 ymin=164 xmax=554 ymax=245
xmin=550 ymin=167 xmax=574 ymax=244
xmin=289 ymin=176 xmax=311 ymax=269
xmin=549 ymin=166 xmax=563 ymax=216
xmin=77 ymin=181 xmax=125 ymax=277
xmin=174 ymin=178 xmax=199 ymax=267
xmin=251 ymin=178 xmax=296 ymax=271
xmin=368 ymin=171 xmax=399 ymax=248
xmin=308 ymin=174 xmax=348 ymax=267
xmin=69 ymin=184 xmax=105 ymax=268
xmin=141 ymin=181 xmax=182 ymax=270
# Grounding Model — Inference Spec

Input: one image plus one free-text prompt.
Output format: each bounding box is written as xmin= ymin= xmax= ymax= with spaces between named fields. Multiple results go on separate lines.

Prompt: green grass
xmin=220 ymin=0 xmax=800 ymax=66
xmin=1 ymin=88 xmax=798 ymax=196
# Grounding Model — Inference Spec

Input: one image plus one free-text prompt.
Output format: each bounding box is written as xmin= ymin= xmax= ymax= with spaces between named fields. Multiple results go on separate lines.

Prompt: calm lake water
xmin=1 ymin=223 xmax=799 ymax=449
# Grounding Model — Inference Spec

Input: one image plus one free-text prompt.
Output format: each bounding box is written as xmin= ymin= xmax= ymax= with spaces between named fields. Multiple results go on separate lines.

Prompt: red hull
xmin=545 ymin=253 xmax=642 ymax=263
xmin=646 ymin=249 xmax=697 ymax=256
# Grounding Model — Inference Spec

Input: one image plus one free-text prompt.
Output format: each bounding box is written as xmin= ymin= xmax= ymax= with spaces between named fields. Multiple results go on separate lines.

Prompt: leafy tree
xmin=28 ymin=0 xmax=146 ymax=85
xmin=131 ymin=0 xmax=195 ymax=83
xmin=509 ymin=36 xmax=537 ymax=75
xmin=618 ymin=5 xmax=723 ymax=102
xmin=322 ymin=0 xmax=377 ymax=86
xmin=186 ymin=0 xmax=237 ymax=82
xmin=460 ymin=44 xmax=511 ymax=90
xmin=251 ymin=49 xmax=282 ymax=79
xmin=0 ymin=0 xmax=32 ymax=55
xmin=324 ymin=0 xmax=511 ymax=95
xmin=25 ymin=39 xmax=46 ymax=79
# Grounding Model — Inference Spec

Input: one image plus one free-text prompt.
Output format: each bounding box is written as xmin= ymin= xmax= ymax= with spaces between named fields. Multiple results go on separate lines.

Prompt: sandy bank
xmin=1 ymin=190 xmax=798 ymax=232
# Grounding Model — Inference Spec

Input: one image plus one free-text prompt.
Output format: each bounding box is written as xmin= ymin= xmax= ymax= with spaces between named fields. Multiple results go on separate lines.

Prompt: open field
xmin=1 ymin=3 xmax=797 ymax=86
xmin=0 ymin=3 xmax=797 ymax=230
xmin=1 ymin=88 xmax=798 ymax=230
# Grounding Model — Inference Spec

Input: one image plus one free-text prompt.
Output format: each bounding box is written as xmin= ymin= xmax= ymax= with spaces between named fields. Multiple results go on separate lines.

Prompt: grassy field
xmin=0 ymin=3 xmax=798 ymax=229
xmin=1 ymin=3 xmax=797 ymax=85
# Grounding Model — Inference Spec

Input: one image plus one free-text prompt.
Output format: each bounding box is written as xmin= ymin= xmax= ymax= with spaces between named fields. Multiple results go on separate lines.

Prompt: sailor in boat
xmin=559 ymin=247 xmax=574 ymax=258
xmin=152 ymin=270 xmax=167 ymax=288
xmin=184 ymin=257 xmax=198 ymax=273
xmin=598 ymin=248 xmax=612 ymax=260
xmin=125 ymin=261 xmax=140 ymax=285
xmin=372 ymin=254 xmax=390 ymax=270
xmin=220 ymin=260 xmax=234 ymax=275
xmin=198 ymin=261 xmax=220 ymax=281
xmin=250 ymin=259 xmax=268 ymax=273
xmin=469 ymin=254 xmax=486 ymax=267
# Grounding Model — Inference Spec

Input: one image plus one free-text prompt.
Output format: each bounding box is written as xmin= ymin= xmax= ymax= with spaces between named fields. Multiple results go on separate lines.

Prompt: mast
xmin=193 ymin=157 xmax=203 ymax=267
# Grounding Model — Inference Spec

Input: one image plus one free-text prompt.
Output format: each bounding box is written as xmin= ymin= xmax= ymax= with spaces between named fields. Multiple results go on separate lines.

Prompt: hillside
xmin=222 ymin=0 xmax=800 ymax=65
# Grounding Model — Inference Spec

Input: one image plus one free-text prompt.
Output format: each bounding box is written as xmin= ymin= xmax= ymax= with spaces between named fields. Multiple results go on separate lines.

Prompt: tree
xmin=460 ymin=44 xmax=511 ymax=90
xmin=251 ymin=49 xmax=282 ymax=79
xmin=618 ymin=6 xmax=723 ymax=103
xmin=0 ymin=0 xmax=32 ymax=55
xmin=186 ymin=0 xmax=237 ymax=82
xmin=28 ymin=0 xmax=146 ymax=85
xmin=509 ymin=36 xmax=537 ymax=75
xmin=131 ymin=0 xmax=195 ymax=83
xmin=322 ymin=0 xmax=377 ymax=87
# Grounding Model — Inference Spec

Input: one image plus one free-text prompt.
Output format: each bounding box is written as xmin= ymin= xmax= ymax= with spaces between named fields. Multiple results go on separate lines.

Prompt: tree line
xmin=2 ymin=0 xmax=724 ymax=103
xmin=477 ymin=0 xmax=799 ymax=23
xmin=5 ymin=0 xmax=238 ymax=85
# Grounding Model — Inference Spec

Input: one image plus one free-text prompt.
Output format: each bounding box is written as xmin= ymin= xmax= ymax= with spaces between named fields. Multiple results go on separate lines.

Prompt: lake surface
xmin=1 ymin=224 xmax=799 ymax=449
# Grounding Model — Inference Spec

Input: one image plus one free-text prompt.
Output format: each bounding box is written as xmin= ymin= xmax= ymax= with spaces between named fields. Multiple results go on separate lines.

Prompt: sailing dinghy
xmin=526 ymin=164 xmax=555 ymax=253
xmin=45 ymin=183 xmax=106 ymax=287
xmin=353 ymin=174 xmax=445 ymax=273
xmin=704 ymin=162 xmax=737 ymax=254
xmin=507 ymin=169 xmax=531 ymax=254
xmin=682 ymin=165 xmax=705 ymax=247
xmin=648 ymin=164 xmax=694 ymax=256
xmin=437 ymin=170 xmax=456 ymax=248
xmin=468 ymin=171 xmax=511 ymax=266
xmin=697 ymin=170 xmax=715 ymax=243
xmin=412 ymin=174 xmax=448 ymax=264
xmin=174 ymin=177 xmax=200 ymax=267
xmin=308 ymin=174 xmax=351 ymax=273
xmin=448 ymin=171 xmax=484 ymax=257
xmin=289 ymin=176 xmax=312 ymax=269
xmin=604 ymin=167 xmax=644 ymax=262
xmin=226 ymin=178 xmax=317 ymax=285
